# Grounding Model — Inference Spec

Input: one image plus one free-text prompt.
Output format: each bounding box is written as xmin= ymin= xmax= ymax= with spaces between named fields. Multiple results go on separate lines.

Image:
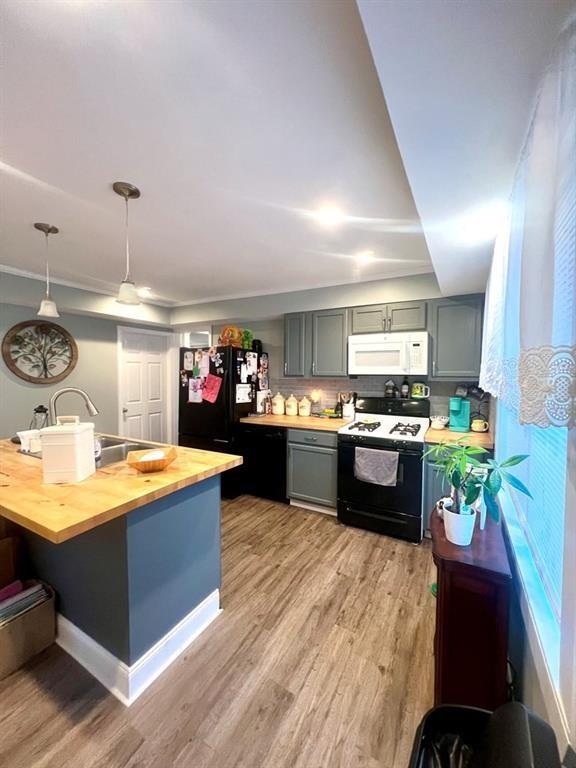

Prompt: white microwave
xmin=348 ymin=331 xmax=429 ymax=376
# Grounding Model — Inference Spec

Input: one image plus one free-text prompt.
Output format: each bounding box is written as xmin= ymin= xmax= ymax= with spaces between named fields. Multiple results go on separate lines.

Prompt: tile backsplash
xmin=269 ymin=375 xmax=491 ymax=420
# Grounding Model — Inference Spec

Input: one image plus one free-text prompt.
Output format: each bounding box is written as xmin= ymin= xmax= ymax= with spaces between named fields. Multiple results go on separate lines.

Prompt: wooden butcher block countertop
xmin=424 ymin=427 xmax=494 ymax=450
xmin=0 ymin=437 xmax=242 ymax=544
xmin=239 ymin=414 xmax=351 ymax=432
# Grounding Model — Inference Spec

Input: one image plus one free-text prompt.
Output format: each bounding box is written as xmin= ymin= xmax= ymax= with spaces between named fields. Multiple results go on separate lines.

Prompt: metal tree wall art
xmin=1 ymin=320 xmax=78 ymax=384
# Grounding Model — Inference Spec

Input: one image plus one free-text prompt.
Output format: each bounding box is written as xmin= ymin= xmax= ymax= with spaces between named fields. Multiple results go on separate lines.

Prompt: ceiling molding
xmin=0 ymin=265 xmax=177 ymax=308
xmin=170 ymin=265 xmax=435 ymax=307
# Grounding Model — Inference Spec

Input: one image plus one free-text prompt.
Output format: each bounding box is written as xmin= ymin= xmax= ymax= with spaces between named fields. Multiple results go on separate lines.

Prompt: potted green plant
xmin=423 ymin=442 xmax=531 ymax=546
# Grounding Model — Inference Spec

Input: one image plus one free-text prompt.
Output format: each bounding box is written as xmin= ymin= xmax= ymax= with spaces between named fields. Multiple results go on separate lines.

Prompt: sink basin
xmin=20 ymin=436 xmax=160 ymax=469
xmin=97 ymin=442 xmax=158 ymax=467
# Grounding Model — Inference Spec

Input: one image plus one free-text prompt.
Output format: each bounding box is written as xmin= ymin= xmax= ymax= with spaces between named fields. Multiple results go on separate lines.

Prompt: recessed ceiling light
xmin=354 ymin=250 xmax=375 ymax=265
xmin=313 ymin=205 xmax=347 ymax=228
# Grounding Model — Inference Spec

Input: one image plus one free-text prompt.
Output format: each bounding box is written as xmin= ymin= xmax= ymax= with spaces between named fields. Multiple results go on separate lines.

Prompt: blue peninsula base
xmin=20 ymin=476 xmax=222 ymax=704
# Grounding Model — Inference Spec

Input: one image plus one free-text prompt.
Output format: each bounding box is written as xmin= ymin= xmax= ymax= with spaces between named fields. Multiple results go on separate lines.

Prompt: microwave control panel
xmin=407 ymin=333 xmax=429 ymax=374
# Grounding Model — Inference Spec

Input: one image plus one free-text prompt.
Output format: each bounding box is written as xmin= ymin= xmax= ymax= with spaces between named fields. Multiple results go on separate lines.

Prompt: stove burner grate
xmin=348 ymin=421 xmax=381 ymax=433
xmin=389 ymin=422 xmax=422 ymax=437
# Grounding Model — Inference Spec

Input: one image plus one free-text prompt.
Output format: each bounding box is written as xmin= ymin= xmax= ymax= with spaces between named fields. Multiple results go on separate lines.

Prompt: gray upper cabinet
xmin=284 ymin=313 xmax=306 ymax=376
xmin=387 ymin=301 xmax=427 ymax=332
xmin=351 ymin=300 xmax=426 ymax=333
xmin=429 ymin=296 xmax=484 ymax=380
xmin=350 ymin=304 xmax=387 ymax=333
xmin=311 ymin=309 xmax=348 ymax=376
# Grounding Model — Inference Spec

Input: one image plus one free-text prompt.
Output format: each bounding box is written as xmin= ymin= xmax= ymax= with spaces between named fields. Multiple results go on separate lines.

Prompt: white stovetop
xmin=338 ymin=413 xmax=431 ymax=443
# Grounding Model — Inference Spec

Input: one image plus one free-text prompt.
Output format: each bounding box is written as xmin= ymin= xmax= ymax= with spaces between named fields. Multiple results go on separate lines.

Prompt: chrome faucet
xmin=49 ymin=387 xmax=99 ymax=426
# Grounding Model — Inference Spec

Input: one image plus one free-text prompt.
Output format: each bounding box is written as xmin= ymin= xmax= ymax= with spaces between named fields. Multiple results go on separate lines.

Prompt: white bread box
xmin=39 ymin=422 xmax=96 ymax=484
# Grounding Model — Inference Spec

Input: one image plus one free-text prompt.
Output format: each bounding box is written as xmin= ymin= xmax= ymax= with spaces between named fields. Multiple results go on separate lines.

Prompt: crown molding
xmin=0 ymin=265 xmax=176 ymax=307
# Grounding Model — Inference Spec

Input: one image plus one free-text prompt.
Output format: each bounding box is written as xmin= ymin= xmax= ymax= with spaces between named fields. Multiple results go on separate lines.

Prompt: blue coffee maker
xmin=449 ymin=397 xmax=471 ymax=432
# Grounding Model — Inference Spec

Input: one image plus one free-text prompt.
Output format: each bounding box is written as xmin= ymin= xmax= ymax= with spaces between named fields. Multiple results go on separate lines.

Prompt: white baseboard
xmin=289 ymin=499 xmax=337 ymax=517
xmin=56 ymin=589 xmax=221 ymax=706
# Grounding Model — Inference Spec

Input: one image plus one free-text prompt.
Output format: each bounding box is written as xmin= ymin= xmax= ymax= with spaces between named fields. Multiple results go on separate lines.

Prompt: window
xmin=497 ymin=403 xmax=568 ymax=622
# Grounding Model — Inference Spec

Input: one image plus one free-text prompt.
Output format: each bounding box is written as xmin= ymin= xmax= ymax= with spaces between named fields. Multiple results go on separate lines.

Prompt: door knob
xmin=122 ymin=407 xmax=128 ymax=414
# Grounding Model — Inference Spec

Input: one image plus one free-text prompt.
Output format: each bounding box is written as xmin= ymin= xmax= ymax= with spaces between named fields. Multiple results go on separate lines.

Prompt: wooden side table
xmin=431 ymin=508 xmax=512 ymax=710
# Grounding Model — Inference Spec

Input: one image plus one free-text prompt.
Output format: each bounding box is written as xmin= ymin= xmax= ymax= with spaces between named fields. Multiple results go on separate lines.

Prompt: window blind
xmin=497 ymin=404 xmax=567 ymax=620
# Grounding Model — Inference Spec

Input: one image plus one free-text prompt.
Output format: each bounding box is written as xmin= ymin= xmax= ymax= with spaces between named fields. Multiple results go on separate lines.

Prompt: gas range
xmin=339 ymin=414 xmax=430 ymax=443
xmin=337 ymin=396 xmax=431 ymax=544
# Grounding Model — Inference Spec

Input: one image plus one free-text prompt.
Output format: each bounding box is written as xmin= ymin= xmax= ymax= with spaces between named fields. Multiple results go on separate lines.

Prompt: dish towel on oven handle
xmin=354 ymin=447 xmax=399 ymax=486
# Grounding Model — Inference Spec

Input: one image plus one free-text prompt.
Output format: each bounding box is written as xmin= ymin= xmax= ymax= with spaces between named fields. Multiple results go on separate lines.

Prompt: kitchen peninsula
xmin=0 ymin=438 xmax=242 ymax=704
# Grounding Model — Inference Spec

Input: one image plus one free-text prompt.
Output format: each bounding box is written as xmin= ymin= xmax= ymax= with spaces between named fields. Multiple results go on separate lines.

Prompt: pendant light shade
xmin=113 ymin=181 xmax=141 ymax=305
xmin=34 ymin=223 xmax=60 ymax=318
xmin=37 ymin=298 xmax=60 ymax=318
xmin=117 ymin=279 xmax=140 ymax=305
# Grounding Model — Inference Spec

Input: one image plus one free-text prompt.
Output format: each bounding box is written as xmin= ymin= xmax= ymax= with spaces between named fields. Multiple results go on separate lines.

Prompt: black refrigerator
xmin=178 ymin=346 xmax=269 ymax=496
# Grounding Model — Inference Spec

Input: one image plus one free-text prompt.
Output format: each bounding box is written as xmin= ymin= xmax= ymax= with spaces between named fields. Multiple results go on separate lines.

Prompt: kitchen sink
xmin=96 ymin=441 xmax=158 ymax=467
xmin=20 ymin=436 xmax=159 ymax=469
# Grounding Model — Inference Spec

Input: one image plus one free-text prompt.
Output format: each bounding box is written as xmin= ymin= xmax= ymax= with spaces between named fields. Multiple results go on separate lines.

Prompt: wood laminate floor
xmin=0 ymin=496 xmax=436 ymax=768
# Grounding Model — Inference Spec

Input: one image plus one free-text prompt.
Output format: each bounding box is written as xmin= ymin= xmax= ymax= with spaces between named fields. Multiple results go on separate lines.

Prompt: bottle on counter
xmin=285 ymin=394 xmax=298 ymax=416
xmin=271 ymin=392 xmax=285 ymax=415
xmin=334 ymin=395 xmax=343 ymax=418
xmin=29 ymin=404 xmax=49 ymax=431
xmin=401 ymin=377 xmax=410 ymax=399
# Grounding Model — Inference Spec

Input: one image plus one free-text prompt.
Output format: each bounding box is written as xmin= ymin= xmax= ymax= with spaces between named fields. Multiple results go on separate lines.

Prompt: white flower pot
xmin=443 ymin=507 xmax=477 ymax=546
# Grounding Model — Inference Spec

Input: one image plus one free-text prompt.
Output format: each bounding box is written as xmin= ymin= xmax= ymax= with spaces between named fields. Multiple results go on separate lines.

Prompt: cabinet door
xmin=311 ymin=309 xmax=348 ymax=376
xmin=423 ymin=458 xmax=449 ymax=532
xmin=387 ymin=301 xmax=427 ymax=331
xmin=284 ymin=313 xmax=307 ymax=376
xmin=287 ymin=443 xmax=337 ymax=507
xmin=429 ymin=297 xmax=483 ymax=379
xmin=351 ymin=304 xmax=387 ymax=334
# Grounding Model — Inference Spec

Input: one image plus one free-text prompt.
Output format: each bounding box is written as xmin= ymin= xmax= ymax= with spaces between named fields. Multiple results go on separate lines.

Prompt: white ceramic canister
xmin=285 ymin=394 xmax=298 ymax=416
xmin=298 ymin=396 xmax=311 ymax=417
xmin=271 ymin=392 xmax=285 ymax=415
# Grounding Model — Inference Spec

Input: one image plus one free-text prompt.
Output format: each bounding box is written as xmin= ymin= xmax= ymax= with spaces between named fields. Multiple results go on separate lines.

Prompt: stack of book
xmin=0 ymin=581 xmax=51 ymax=628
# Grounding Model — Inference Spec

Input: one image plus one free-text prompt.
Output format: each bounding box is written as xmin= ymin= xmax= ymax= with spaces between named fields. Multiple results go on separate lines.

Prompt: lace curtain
xmin=480 ymin=15 xmax=576 ymax=428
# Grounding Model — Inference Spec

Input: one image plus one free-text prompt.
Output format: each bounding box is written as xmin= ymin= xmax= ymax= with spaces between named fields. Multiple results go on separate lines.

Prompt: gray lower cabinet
xmin=422 ymin=456 xmax=449 ymax=532
xmin=311 ymin=308 xmax=348 ymax=376
xmin=287 ymin=429 xmax=337 ymax=507
xmin=429 ymin=296 xmax=484 ymax=380
xmin=284 ymin=312 xmax=307 ymax=376
xmin=350 ymin=300 xmax=426 ymax=333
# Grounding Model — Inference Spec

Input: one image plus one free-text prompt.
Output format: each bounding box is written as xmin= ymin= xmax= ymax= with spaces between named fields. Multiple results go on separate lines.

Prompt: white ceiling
xmin=358 ymin=0 xmax=573 ymax=295
xmin=1 ymin=0 xmax=432 ymax=306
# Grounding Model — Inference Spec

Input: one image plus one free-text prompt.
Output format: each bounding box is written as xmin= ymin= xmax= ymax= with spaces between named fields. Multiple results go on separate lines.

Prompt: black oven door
xmin=337 ymin=440 xmax=423 ymax=542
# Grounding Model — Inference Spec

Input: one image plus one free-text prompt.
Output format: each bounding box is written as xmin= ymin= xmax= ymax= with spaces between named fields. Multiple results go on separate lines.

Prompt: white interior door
xmin=119 ymin=331 xmax=168 ymax=442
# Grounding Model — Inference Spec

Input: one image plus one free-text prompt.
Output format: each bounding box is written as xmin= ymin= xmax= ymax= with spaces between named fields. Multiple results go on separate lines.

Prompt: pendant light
xmin=113 ymin=181 xmax=141 ymax=305
xmin=34 ymin=222 xmax=60 ymax=318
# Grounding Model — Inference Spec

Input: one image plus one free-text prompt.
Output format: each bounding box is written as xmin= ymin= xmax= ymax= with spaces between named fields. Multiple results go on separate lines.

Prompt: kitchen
xmin=1 ymin=2 xmax=575 ymax=767
xmin=177 ymin=296 xmax=492 ymax=544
